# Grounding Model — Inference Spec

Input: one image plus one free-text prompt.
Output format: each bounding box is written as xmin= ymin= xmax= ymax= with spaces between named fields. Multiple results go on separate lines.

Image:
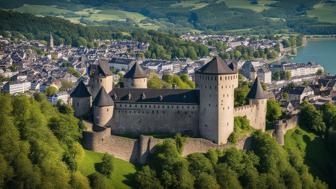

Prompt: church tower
xmin=89 ymin=61 xmax=113 ymax=98
xmin=195 ymin=56 xmax=238 ymax=144
xmin=247 ymin=77 xmax=268 ymax=130
xmin=48 ymin=33 xmax=54 ymax=51
xmin=123 ymin=62 xmax=147 ymax=88
xmin=70 ymin=80 xmax=92 ymax=117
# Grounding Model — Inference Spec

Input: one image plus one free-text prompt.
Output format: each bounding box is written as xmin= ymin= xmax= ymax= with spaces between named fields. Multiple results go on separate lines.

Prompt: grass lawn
xmin=13 ymin=3 xmax=155 ymax=29
xmin=79 ymin=150 xmax=136 ymax=189
xmin=14 ymin=4 xmax=72 ymax=15
xmin=170 ymin=0 xmax=209 ymax=10
xmin=221 ymin=0 xmax=276 ymax=12
xmin=307 ymin=2 xmax=336 ymax=24
xmin=285 ymin=127 xmax=335 ymax=186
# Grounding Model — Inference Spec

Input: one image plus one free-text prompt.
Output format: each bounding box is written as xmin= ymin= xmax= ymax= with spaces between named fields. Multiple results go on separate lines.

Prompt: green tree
xmin=186 ymin=46 xmax=197 ymax=60
xmin=70 ymin=172 xmax=90 ymax=189
xmin=266 ymin=99 xmax=282 ymax=129
xmin=195 ymin=173 xmax=219 ymax=189
xmin=135 ymin=166 xmax=163 ymax=189
xmin=88 ymin=172 xmax=108 ymax=189
xmin=215 ymin=164 xmax=242 ymax=189
xmin=234 ymin=82 xmax=250 ymax=106
xmin=187 ymin=153 xmax=214 ymax=177
xmin=45 ymin=86 xmax=58 ymax=96
xmin=299 ymin=102 xmax=326 ymax=135
xmin=97 ymin=154 xmax=114 ymax=177
xmin=320 ymin=102 xmax=336 ymax=130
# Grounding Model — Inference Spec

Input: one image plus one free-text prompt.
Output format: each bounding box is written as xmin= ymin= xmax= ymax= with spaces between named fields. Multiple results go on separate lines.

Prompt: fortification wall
xmin=112 ymin=103 xmax=199 ymax=136
xmin=234 ymin=104 xmax=258 ymax=127
xmin=82 ymin=128 xmax=139 ymax=162
xmin=234 ymin=100 xmax=267 ymax=131
xmin=82 ymin=130 xmax=252 ymax=164
xmin=274 ymin=115 xmax=298 ymax=145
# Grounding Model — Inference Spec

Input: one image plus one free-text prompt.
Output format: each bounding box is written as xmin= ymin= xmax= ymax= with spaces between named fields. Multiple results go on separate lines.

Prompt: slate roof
xmin=196 ymin=56 xmax=237 ymax=75
xmin=247 ymin=77 xmax=267 ymax=99
xmin=98 ymin=61 xmax=112 ymax=76
xmin=90 ymin=61 xmax=112 ymax=77
xmin=111 ymin=88 xmax=199 ymax=104
xmin=70 ymin=80 xmax=91 ymax=97
xmin=288 ymin=86 xmax=313 ymax=95
xmin=124 ymin=62 xmax=147 ymax=78
xmin=93 ymin=87 xmax=114 ymax=107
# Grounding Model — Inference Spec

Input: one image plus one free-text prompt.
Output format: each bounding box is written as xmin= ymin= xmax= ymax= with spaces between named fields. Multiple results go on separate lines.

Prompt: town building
xmin=241 ymin=61 xmax=272 ymax=84
xmin=287 ymin=86 xmax=315 ymax=103
xmin=270 ymin=62 xmax=323 ymax=78
xmin=2 ymin=80 xmax=31 ymax=94
xmin=109 ymin=57 xmax=136 ymax=71
xmin=48 ymin=92 xmax=70 ymax=105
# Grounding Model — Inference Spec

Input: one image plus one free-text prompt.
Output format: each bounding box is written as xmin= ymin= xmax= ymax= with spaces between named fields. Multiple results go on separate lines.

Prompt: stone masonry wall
xmin=234 ymin=104 xmax=258 ymax=127
xmin=112 ymin=103 xmax=199 ymax=136
xmin=82 ymin=128 xmax=139 ymax=162
xmin=82 ymin=129 xmax=252 ymax=164
xmin=274 ymin=115 xmax=298 ymax=145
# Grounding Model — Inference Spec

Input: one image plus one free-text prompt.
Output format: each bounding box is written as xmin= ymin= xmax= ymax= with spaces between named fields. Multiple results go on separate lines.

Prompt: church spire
xmin=48 ymin=32 xmax=54 ymax=50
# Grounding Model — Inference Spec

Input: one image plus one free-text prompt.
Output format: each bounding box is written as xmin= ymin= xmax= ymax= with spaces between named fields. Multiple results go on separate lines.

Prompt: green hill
xmin=79 ymin=150 xmax=136 ymax=189
xmin=285 ymin=127 xmax=335 ymax=186
xmin=1 ymin=0 xmax=336 ymax=34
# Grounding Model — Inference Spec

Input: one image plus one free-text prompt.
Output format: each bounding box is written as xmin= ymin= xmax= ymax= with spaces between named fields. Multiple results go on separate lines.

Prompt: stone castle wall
xmin=82 ymin=128 xmax=139 ymax=162
xmin=274 ymin=115 xmax=298 ymax=145
xmin=234 ymin=104 xmax=258 ymax=127
xmin=111 ymin=103 xmax=199 ymax=136
xmin=82 ymin=128 xmax=252 ymax=164
xmin=234 ymin=99 xmax=267 ymax=131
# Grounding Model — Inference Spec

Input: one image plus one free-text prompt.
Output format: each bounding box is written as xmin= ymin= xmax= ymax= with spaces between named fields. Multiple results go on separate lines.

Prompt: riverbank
xmin=305 ymin=35 xmax=336 ymax=40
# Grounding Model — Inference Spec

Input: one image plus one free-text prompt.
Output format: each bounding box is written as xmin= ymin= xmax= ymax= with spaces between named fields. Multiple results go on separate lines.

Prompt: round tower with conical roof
xmin=93 ymin=87 xmax=114 ymax=127
xmin=123 ymin=62 xmax=147 ymax=88
xmin=70 ymin=80 xmax=92 ymax=117
xmin=247 ymin=77 xmax=268 ymax=130
xmin=195 ymin=56 xmax=238 ymax=144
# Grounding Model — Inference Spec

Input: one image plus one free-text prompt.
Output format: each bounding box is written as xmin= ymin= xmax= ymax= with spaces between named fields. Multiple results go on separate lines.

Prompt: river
xmin=290 ymin=39 xmax=336 ymax=74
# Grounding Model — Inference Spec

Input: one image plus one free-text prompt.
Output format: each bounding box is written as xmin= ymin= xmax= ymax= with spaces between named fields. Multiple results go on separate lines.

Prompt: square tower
xmin=195 ymin=56 xmax=238 ymax=144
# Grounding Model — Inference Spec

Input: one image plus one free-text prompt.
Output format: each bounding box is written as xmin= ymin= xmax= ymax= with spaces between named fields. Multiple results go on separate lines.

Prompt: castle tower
xmin=247 ymin=77 xmax=268 ymax=130
xmin=195 ymin=56 xmax=238 ymax=144
xmin=70 ymin=80 xmax=92 ymax=117
xmin=93 ymin=87 xmax=114 ymax=127
xmin=123 ymin=62 xmax=147 ymax=88
xmin=89 ymin=61 xmax=113 ymax=98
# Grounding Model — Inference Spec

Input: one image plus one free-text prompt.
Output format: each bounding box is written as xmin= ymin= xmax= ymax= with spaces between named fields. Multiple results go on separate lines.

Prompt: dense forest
xmin=134 ymin=131 xmax=327 ymax=189
xmin=0 ymin=10 xmax=208 ymax=60
xmin=0 ymin=93 xmax=114 ymax=189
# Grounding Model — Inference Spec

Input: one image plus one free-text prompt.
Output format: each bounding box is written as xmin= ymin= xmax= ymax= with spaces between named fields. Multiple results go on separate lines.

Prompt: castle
xmin=71 ymin=56 xmax=268 ymax=146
